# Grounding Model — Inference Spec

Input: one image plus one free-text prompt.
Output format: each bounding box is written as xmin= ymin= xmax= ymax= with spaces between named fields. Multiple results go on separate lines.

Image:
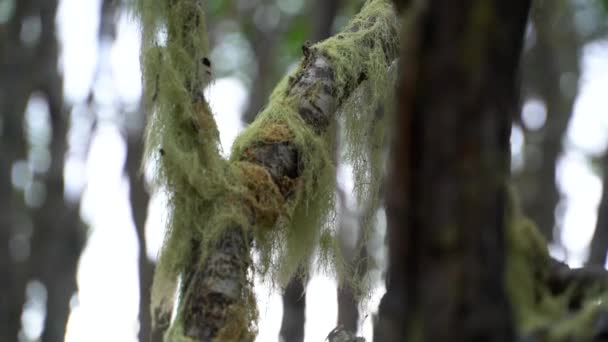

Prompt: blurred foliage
xmin=203 ymin=0 xmax=364 ymax=120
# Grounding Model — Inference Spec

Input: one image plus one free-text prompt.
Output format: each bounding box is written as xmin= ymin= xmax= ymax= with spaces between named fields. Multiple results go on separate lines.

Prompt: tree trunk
xmin=32 ymin=103 xmax=84 ymax=342
xmin=279 ymin=270 xmax=306 ymax=342
xmin=0 ymin=99 xmax=28 ymax=342
xmin=0 ymin=0 xmax=81 ymax=341
xmin=516 ymin=1 xmax=581 ymax=242
xmin=376 ymin=1 xmax=530 ymax=341
xmin=127 ymin=132 xmax=160 ymax=342
xmin=588 ymin=153 xmax=608 ymax=267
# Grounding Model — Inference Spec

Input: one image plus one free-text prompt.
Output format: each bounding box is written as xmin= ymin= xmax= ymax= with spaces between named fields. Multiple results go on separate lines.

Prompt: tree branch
xmin=137 ymin=0 xmax=399 ymax=340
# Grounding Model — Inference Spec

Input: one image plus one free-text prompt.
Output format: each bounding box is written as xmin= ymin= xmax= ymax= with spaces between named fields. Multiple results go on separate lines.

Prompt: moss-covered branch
xmin=134 ymin=0 xmax=398 ymax=340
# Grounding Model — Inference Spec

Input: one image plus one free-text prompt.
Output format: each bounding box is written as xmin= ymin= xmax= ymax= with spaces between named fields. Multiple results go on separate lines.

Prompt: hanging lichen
xmin=130 ymin=0 xmax=399 ymax=339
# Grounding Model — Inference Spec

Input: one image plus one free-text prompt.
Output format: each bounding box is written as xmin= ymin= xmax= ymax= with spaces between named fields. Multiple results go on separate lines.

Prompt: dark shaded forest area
xmin=2 ymin=0 xmax=608 ymax=341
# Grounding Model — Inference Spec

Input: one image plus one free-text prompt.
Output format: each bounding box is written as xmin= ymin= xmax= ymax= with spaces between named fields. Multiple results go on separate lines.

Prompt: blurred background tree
xmin=1 ymin=0 xmax=608 ymax=341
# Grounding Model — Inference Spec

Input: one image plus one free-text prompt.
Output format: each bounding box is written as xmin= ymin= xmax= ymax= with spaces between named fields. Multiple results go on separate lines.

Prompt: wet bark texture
xmin=516 ymin=1 xmax=581 ymax=242
xmin=376 ymin=1 xmax=530 ymax=341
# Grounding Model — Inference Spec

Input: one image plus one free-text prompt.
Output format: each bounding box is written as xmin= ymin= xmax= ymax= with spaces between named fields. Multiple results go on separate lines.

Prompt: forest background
xmin=2 ymin=0 xmax=608 ymax=341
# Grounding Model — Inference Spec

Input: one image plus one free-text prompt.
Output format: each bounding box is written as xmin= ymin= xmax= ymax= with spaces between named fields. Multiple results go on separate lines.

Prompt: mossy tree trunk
xmin=376 ymin=1 xmax=531 ymax=341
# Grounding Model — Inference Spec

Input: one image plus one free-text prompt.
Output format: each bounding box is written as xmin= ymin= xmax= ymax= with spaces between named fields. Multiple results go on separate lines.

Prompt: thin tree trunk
xmin=376 ymin=1 xmax=530 ymax=341
xmin=588 ymin=153 xmax=608 ymax=267
xmin=0 ymin=0 xmax=79 ymax=341
xmin=32 ymin=99 xmax=84 ymax=342
xmin=516 ymin=1 xmax=581 ymax=242
xmin=126 ymin=125 xmax=160 ymax=342
xmin=279 ymin=270 xmax=306 ymax=342
xmin=30 ymin=2 xmax=86 ymax=340
xmin=0 ymin=103 xmax=28 ymax=342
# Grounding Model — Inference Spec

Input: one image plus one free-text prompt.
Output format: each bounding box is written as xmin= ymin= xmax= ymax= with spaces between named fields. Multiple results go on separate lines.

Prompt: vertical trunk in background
xmin=376 ymin=1 xmax=530 ymax=341
xmin=28 ymin=1 xmax=85 ymax=340
xmin=516 ymin=1 xmax=581 ymax=242
xmin=34 ymin=102 xmax=84 ymax=342
xmin=0 ymin=0 xmax=82 ymax=341
xmin=0 ymin=101 xmax=28 ymax=342
xmin=279 ymin=272 xmax=306 ymax=342
xmin=125 ymin=126 xmax=159 ymax=342
xmin=588 ymin=152 xmax=608 ymax=267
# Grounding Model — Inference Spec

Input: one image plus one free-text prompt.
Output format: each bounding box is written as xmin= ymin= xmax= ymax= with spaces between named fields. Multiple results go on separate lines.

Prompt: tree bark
xmin=376 ymin=1 xmax=530 ymax=341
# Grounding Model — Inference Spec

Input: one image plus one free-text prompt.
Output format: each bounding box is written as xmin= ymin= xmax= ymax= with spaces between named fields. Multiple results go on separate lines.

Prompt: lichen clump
xmin=507 ymin=193 xmax=608 ymax=340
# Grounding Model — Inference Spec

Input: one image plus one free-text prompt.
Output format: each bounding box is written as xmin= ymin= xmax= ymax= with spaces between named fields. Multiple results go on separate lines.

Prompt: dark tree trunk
xmin=31 ymin=8 xmax=84 ymax=340
xmin=0 ymin=0 xmax=81 ymax=341
xmin=311 ymin=0 xmax=340 ymax=43
xmin=588 ymin=153 xmax=608 ymax=267
xmin=0 ymin=102 xmax=28 ymax=342
xmin=125 ymin=125 xmax=160 ymax=342
xmin=279 ymin=271 xmax=306 ymax=342
xmin=376 ymin=1 xmax=530 ymax=341
xmin=516 ymin=1 xmax=581 ymax=242
xmin=33 ymin=110 xmax=84 ymax=342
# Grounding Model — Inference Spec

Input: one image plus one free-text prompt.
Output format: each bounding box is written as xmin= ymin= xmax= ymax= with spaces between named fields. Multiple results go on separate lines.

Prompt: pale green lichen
xmin=132 ymin=0 xmax=399 ymax=338
xmin=507 ymin=191 xmax=608 ymax=340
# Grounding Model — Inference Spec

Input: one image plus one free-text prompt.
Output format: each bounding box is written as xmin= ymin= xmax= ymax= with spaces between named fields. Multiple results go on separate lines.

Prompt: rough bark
xmin=376 ymin=1 xmax=530 ymax=341
xmin=516 ymin=1 xmax=581 ymax=242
